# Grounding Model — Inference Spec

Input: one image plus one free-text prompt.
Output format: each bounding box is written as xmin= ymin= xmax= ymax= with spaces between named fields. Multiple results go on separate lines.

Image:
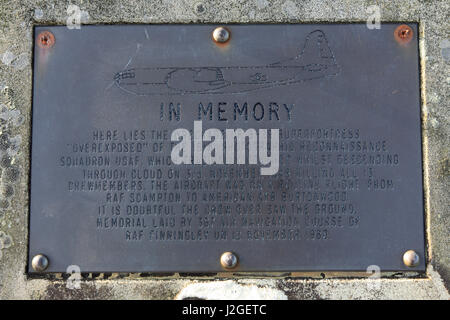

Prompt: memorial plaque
xmin=29 ymin=24 xmax=425 ymax=273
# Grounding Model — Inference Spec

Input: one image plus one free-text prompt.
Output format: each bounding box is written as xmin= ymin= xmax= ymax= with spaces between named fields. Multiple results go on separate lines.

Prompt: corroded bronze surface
xmin=29 ymin=24 xmax=424 ymax=273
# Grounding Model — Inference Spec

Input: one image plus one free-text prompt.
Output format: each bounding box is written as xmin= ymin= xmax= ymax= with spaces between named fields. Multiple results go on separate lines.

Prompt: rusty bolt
xmin=394 ymin=25 xmax=413 ymax=45
xmin=212 ymin=27 xmax=230 ymax=44
xmin=37 ymin=31 xmax=55 ymax=49
xmin=220 ymin=251 xmax=238 ymax=269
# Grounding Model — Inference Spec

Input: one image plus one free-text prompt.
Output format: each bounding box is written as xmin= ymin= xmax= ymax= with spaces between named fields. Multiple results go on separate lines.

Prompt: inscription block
xmin=29 ymin=24 xmax=425 ymax=272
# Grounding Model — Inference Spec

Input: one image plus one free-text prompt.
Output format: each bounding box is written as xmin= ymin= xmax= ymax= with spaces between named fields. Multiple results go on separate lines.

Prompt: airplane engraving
xmin=113 ymin=30 xmax=340 ymax=95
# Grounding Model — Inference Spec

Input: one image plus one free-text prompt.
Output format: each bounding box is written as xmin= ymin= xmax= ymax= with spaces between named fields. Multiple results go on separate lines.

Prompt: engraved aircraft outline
xmin=113 ymin=30 xmax=340 ymax=95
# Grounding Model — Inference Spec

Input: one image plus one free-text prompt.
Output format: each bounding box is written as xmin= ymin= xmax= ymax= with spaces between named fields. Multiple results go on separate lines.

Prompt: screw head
xmin=212 ymin=27 xmax=230 ymax=44
xmin=37 ymin=31 xmax=55 ymax=49
xmin=220 ymin=251 xmax=238 ymax=269
xmin=31 ymin=254 xmax=49 ymax=271
xmin=403 ymin=250 xmax=419 ymax=267
xmin=394 ymin=25 xmax=413 ymax=45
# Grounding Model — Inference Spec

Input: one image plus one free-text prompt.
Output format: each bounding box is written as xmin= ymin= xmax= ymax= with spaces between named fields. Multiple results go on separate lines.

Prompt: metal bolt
xmin=394 ymin=25 xmax=413 ymax=45
xmin=31 ymin=254 xmax=49 ymax=271
xmin=220 ymin=251 xmax=238 ymax=269
xmin=403 ymin=250 xmax=419 ymax=267
xmin=212 ymin=27 xmax=230 ymax=44
xmin=37 ymin=31 xmax=55 ymax=49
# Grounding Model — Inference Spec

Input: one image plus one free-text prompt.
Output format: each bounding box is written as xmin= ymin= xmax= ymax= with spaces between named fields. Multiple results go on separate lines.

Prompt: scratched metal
xmin=29 ymin=24 xmax=425 ymax=273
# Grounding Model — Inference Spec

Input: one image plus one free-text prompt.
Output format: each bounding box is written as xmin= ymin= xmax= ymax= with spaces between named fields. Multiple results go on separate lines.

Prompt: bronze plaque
xmin=29 ymin=24 xmax=425 ymax=273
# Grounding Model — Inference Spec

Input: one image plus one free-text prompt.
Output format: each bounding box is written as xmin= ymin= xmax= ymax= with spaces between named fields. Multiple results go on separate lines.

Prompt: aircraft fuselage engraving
xmin=113 ymin=30 xmax=340 ymax=95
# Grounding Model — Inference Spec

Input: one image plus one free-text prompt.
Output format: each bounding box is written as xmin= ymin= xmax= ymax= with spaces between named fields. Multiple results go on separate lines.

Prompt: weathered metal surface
xmin=29 ymin=24 xmax=424 ymax=273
